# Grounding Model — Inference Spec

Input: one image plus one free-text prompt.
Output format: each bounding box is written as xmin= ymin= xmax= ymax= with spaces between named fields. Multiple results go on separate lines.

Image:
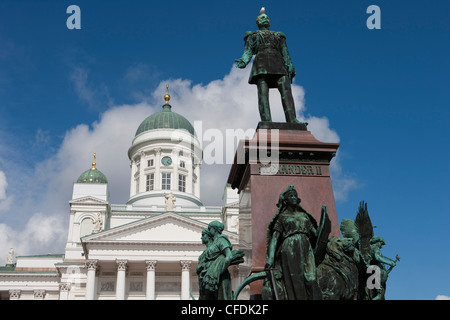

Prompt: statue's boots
xmin=283 ymin=105 xmax=304 ymax=124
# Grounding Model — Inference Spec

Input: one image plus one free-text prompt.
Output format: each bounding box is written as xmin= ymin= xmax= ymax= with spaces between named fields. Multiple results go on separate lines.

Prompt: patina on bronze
xmin=234 ymin=185 xmax=329 ymax=300
xmin=339 ymin=201 xmax=399 ymax=300
xmin=196 ymin=221 xmax=244 ymax=300
xmin=235 ymin=8 xmax=304 ymax=125
xmin=233 ymin=191 xmax=398 ymax=300
xmin=319 ymin=201 xmax=399 ymax=300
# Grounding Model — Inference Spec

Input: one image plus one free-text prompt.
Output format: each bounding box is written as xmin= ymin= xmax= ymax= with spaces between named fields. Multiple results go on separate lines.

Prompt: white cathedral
xmin=0 ymin=88 xmax=241 ymax=300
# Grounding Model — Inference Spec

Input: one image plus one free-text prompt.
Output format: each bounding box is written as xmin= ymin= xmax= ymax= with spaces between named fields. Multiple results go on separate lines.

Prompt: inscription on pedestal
xmin=259 ymin=163 xmax=324 ymax=176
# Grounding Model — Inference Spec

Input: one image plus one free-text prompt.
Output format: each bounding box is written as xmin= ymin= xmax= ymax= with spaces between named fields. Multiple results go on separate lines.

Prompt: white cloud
xmin=436 ymin=295 xmax=450 ymax=300
xmin=0 ymin=213 xmax=66 ymax=265
xmin=0 ymin=171 xmax=8 ymax=200
xmin=0 ymin=104 xmax=153 ymax=264
xmin=0 ymin=171 xmax=13 ymax=212
xmin=156 ymin=66 xmax=353 ymax=203
xmin=328 ymin=151 xmax=360 ymax=202
xmin=0 ymin=64 xmax=357 ymax=261
xmin=305 ymin=116 xmax=340 ymax=143
xmin=332 ymin=173 xmax=359 ymax=202
xmin=35 ymin=102 xmax=155 ymax=207
xmin=124 ymin=63 xmax=151 ymax=83
xmin=70 ymin=66 xmax=113 ymax=111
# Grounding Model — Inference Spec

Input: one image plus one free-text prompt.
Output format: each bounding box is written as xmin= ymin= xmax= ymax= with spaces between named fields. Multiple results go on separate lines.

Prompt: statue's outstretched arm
xmin=235 ymin=32 xmax=254 ymax=68
xmin=381 ymin=254 xmax=397 ymax=266
xmin=374 ymin=251 xmax=396 ymax=267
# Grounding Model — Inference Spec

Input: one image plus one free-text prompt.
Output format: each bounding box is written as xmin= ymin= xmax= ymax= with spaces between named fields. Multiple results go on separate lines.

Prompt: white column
xmin=116 ymin=259 xmax=128 ymax=300
xmin=85 ymin=259 xmax=98 ymax=300
xmin=130 ymin=159 xmax=136 ymax=197
xmin=145 ymin=260 xmax=157 ymax=300
xmin=154 ymin=148 xmax=162 ymax=190
xmin=180 ymin=260 xmax=192 ymax=300
xmin=172 ymin=149 xmax=179 ymax=191
xmin=187 ymin=155 xmax=193 ymax=194
xmin=229 ymin=265 xmax=240 ymax=295
xmin=67 ymin=210 xmax=75 ymax=242
xmin=139 ymin=152 xmax=146 ymax=193
xmin=59 ymin=283 xmax=70 ymax=300
xmin=194 ymin=164 xmax=201 ymax=198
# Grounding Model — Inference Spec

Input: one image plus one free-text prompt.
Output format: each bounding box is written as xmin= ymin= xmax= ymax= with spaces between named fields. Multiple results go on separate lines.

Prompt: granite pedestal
xmin=227 ymin=122 xmax=340 ymax=299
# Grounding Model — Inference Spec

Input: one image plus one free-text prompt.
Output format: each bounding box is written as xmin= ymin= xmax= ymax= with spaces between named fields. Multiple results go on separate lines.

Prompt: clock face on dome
xmin=161 ymin=156 xmax=172 ymax=166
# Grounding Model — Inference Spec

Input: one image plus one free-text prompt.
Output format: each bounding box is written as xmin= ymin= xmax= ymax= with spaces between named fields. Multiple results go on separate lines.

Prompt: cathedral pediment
xmin=70 ymin=196 xmax=109 ymax=205
xmin=81 ymin=212 xmax=238 ymax=244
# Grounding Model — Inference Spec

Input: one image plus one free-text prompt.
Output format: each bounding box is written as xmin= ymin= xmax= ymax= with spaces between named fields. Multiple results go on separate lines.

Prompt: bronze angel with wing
xmin=339 ymin=201 xmax=399 ymax=300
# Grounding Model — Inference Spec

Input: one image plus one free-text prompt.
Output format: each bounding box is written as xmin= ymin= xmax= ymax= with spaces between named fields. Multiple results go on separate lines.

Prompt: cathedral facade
xmin=0 ymin=90 xmax=240 ymax=300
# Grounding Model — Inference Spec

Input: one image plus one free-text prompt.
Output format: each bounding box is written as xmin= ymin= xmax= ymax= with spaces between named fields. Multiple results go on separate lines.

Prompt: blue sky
xmin=0 ymin=0 xmax=449 ymax=300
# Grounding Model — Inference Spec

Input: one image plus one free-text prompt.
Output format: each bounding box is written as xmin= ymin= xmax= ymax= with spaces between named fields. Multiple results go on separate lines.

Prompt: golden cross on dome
xmin=164 ymin=84 xmax=170 ymax=104
xmin=91 ymin=153 xmax=97 ymax=169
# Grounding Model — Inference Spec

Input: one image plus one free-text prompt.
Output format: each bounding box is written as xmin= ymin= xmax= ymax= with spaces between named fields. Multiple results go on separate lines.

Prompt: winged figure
xmin=340 ymin=201 xmax=398 ymax=300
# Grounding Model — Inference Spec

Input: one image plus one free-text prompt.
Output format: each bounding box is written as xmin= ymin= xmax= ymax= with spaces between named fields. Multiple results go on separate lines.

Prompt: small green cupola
xmin=76 ymin=153 xmax=108 ymax=184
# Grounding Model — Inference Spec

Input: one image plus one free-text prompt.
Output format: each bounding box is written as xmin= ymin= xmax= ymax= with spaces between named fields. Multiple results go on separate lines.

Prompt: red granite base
xmin=227 ymin=124 xmax=340 ymax=298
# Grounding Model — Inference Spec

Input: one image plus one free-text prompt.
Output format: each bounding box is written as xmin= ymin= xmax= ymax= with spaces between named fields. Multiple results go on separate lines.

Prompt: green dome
xmin=135 ymin=104 xmax=195 ymax=137
xmin=77 ymin=168 xmax=108 ymax=184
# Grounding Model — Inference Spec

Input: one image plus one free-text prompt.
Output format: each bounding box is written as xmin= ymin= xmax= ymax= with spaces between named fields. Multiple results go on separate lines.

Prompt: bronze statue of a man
xmin=235 ymin=8 xmax=302 ymax=124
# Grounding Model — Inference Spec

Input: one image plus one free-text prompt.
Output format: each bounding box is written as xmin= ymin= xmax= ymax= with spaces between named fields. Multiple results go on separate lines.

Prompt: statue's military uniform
xmin=235 ymin=9 xmax=303 ymax=124
xmin=240 ymin=30 xmax=295 ymax=88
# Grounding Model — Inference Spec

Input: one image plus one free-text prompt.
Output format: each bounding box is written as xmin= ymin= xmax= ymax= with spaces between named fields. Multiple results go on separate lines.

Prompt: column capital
xmin=9 ymin=289 xmax=21 ymax=300
xmin=85 ymin=259 xmax=98 ymax=271
xmin=180 ymin=260 xmax=192 ymax=300
xmin=34 ymin=289 xmax=46 ymax=300
xmin=180 ymin=260 xmax=192 ymax=271
xmin=145 ymin=260 xmax=157 ymax=271
xmin=59 ymin=282 xmax=71 ymax=292
xmin=116 ymin=259 xmax=128 ymax=271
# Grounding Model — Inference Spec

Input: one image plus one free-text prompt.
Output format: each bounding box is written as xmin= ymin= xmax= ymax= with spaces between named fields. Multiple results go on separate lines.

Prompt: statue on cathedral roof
xmin=93 ymin=212 xmax=103 ymax=233
xmin=6 ymin=248 xmax=14 ymax=265
xmin=165 ymin=192 xmax=176 ymax=211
